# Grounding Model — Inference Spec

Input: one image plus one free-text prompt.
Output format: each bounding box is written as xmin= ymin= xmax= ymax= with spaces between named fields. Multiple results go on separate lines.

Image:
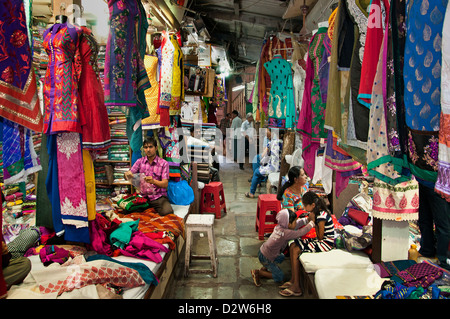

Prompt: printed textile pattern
xmin=43 ymin=22 xmax=82 ymax=134
xmin=264 ymin=55 xmax=296 ymax=129
xmin=36 ymin=260 xmax=144 ymax=296
xmin=403 ymin=0 xmax=448 ymax=183
xmin=372 ymin=179 xmax=419 ymax=221
xmin=435 ymin=1 xmax=450 ymax=202
xmin=0 ymin=0 xmax=43 ymax=132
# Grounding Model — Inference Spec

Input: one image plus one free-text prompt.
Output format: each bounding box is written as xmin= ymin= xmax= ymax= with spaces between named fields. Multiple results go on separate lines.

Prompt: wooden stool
xmin=199 ymin=181 xmax=227 ymax=219
xmin=184 ymin=214 xmax=218 ymax=277
xmin=255 ymin=194 xmax=281 ymax=240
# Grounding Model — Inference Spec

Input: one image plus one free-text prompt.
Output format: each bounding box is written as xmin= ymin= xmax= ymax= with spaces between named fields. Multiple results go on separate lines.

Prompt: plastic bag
xmin=167 ymin=180 xmax=194 ymax=205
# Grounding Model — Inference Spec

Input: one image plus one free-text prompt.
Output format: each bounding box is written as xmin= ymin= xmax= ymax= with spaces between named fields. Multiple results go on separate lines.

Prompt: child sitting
xmin=251 ymin=208 xmax=315 ymax=289
xmin=279 ymin=191 xmax=335 ymax=297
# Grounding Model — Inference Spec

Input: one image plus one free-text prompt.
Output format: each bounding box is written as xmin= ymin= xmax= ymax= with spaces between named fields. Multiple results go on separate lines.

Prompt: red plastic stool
xmin=200 ymin=182 xmax=227 ymax=219
xmin=255 ymin=194 xmax=281 ymax=240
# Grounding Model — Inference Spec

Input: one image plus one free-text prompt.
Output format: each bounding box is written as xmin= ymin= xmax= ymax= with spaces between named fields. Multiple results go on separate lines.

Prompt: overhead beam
xmin=205 ymin=10 xmax=283 ymax=29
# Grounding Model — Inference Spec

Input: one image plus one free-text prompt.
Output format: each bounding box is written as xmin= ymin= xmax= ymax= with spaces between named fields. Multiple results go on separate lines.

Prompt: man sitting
xmin=124 ymin=137 xmax=174 ymax=216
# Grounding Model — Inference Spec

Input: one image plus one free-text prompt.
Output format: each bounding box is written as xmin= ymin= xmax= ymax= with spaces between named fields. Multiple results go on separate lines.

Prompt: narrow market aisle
xmin=164 ymin=157 xmax=307 ymax=299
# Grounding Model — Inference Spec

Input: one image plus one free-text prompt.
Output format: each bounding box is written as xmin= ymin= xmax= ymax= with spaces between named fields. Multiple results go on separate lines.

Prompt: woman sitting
xmin=276 ymin=166 xmax=309 ymax=211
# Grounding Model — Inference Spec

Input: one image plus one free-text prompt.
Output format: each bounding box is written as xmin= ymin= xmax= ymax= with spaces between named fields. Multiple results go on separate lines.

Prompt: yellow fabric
xmin=142 ymin=55 xmax=160 ymax=126
xmin=83 ymin=150 xmax=96 ymax=221
xmin=170 ymin=36 xmax=183 ymax=115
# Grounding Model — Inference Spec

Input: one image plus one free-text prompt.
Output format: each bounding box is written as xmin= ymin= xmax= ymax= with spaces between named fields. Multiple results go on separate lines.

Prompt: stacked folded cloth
xmin=113 ymin=162 xmax=131 ymax=184
xmin=94 ymin=162 xmax=108 ymax=184
xmin=109 ymin=144 xmax=130 ymax=161
xmin=2 ymin=182 xmax=37 ymax=242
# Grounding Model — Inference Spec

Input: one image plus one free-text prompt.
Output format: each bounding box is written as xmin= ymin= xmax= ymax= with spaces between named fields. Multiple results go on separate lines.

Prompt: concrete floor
xmin=164 ymin=157 xmax=312 ymax=299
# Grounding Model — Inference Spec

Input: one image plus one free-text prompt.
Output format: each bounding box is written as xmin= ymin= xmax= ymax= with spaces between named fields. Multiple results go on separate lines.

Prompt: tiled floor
xmin=164 ymin=157 xmax=311 ymax=299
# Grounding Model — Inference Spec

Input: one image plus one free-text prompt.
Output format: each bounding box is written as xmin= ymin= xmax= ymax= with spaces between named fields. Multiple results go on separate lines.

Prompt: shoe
xmin=239 ymin=166 xmax=244 ymax=170
xmin=279 ymin=288 xmax=302 ymax=297
xmin=251 ymin=269 xmax=261 ymax=287
xmin=278 ymin=282 xmax=293 ymax=289
xmin=245 ymin=192 xmax=255 ymax=198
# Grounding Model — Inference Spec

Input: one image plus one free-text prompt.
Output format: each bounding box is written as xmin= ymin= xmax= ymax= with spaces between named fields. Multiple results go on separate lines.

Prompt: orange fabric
xmin=118 ymin=208 xmax=185 ymax=239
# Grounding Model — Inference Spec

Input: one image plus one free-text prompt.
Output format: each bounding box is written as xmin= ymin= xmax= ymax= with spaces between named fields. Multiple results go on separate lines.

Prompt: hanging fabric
xmin=0 ymin=0 xmax=43 ymax=132
xmin=142 ymin=54 xmax=161 ymax=128
xmin=2 ymin=119 xmax=41 ymax=185
xmin=169 ymin=33 xmax=183 ymax=116
xmin=436 ymin=1 xmax=450 ymax=202
xmin=297 ymin=27 xmax=328 ymax=178
xmin=56 ymin=132 xmax=90 ymax=243
xmin=158 ymin=30 xmax=174 ymax=126
xmin=264 ymin=54 xmax=296 ymax=129
xmin=403 ymin=0 xmax=448 ymax=186
xmin=42 ymin=22 xmax=82 ymax=134
xmin=78 ymin=26 xmax=111 ymax=151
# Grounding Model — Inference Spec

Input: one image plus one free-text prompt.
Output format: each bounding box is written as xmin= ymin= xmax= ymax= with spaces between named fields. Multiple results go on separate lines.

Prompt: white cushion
xmin=268 ymin=172 xmax=280 ymax=186
xmin=300 ymin=249 xmax=372 ymax=273
xmin=172 ymin=204 xmax=190 ymax=220
xmin=315 ymin=267 xmax=384 ymax=299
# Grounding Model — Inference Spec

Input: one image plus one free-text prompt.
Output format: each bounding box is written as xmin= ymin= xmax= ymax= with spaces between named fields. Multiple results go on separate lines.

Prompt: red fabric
xmin=78 ymin=27 xmax=111 ymax=150
xmin=348 ymin=208 xmax=370 ymax=226
xmin=358 ymin=0 xmax=390 ymax=105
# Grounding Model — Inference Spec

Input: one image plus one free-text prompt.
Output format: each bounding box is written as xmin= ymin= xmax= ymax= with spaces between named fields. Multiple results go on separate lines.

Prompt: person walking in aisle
xmin=241 ymin=112 xmax=256 ymax=169
xmin=230 ymin=110 xmax=243 ymax=169
xmin=219 ymin=113 xmax=231 ymax=156
xmin=279 ymin=191 xmax=335 ymax=297
xmin=124 ymin=137 xmax=173 ymax=216
xmin=251 ymin=209 xmax=315 ymax=288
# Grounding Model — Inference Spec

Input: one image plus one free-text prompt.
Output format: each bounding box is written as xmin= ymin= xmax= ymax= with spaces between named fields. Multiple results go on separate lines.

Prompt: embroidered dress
xmin=436 ymin=1 xmax=450 ymax=202
xmin=169 ymin=34 xmax=183 ymax=115
xmin=264 ymin=55 xmax=295 ymax=129
xmin=297 ymin=27 xmax=328 ymax=177
xmin=43 ymin=22 xmax=82 ymax=134
xmin=403 ymin=0 xmax=448 ymax=184
xmin=78 ymin=26 xmax=111 ymax=150
xmin=104 ymin=0 xmax=150 ymax=112
xmin=56 ymin=132 xmax=89 ymax=243
xmin=142 ymin=55 xmax=161 ymax=128
xmin=0 ymin=0 xmax=42 ymax=132
xmin=158 ymin=31 xmax=174 ymax=126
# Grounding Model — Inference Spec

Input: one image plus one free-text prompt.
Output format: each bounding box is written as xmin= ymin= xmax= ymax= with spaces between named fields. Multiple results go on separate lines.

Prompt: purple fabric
xmin=393 ymin=262 xmax=443 ymax=288
xmin=39 ymin=245 xmax=70 ymax=266
xmin=130 ymin=156 xmax=170 ymax=201
xmin=119 ymin=231 xmax=169 ymax=263
xmin=88 ymin=214 xmax=119 ymax=256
